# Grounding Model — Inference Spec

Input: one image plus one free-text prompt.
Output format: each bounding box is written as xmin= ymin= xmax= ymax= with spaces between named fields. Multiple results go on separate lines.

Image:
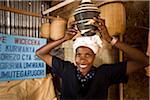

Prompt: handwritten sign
xmin=0 ymin=33 xmax=47 ymax=82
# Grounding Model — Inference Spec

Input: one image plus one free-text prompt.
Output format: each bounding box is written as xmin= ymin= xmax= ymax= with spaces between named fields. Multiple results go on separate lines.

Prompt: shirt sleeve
xmin=102 ymin=62 xmax=128 ymax=84
xmin=51 ymin=56 xmax=74 ymax=77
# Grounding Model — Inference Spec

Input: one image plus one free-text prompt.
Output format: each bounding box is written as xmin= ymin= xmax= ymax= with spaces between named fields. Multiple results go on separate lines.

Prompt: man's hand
xmin=93 ymin=17 xmax=112 ymax=43
xmin=64 ymin=21 xmax=78 ymax=40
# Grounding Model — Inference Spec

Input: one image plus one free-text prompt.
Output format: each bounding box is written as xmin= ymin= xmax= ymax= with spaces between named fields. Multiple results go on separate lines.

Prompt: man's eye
xmin=85 ymin=54 xmax=92 ymax=58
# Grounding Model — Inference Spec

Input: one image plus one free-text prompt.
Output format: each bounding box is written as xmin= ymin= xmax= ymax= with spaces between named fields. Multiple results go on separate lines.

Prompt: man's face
xmin=75 ymin=46 xmax=95 ymax=75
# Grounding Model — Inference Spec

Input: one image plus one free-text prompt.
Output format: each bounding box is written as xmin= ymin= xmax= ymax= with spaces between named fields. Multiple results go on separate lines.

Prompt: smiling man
xmin=35 ymin=18 xmax=148 ymax=100
xmin=73 ymin=35 xmax=102 ymax=76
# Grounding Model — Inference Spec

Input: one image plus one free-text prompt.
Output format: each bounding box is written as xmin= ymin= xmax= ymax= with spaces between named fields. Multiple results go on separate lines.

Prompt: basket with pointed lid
xmin=73 ymin=0 xmax=100 ymax=36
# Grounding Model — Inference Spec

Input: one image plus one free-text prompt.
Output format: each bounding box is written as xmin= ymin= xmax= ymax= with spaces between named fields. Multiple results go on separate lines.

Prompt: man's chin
xmin=78 ymin=65 xmax=89 ymax=71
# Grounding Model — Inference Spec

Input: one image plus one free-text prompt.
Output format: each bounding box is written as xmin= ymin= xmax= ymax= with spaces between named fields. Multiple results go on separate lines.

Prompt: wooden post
xmin=0 ymin=5 xmax=56 ymax=20
xmin=119 ymin=35 xmax=124 ymax=100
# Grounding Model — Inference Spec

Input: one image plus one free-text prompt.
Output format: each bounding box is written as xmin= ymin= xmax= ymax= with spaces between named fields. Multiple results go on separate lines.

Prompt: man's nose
xmin=80 ymin=56 xmax=87 ymax=63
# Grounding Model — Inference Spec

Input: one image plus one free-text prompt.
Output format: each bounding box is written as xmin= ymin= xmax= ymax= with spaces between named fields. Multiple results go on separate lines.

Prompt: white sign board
xmin=0 ymin=33 xmax=47 ymax=82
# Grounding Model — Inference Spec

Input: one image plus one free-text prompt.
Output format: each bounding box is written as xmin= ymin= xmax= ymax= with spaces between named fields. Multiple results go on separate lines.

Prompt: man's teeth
xmin=79 ymin=65 xmax=87 ymax=68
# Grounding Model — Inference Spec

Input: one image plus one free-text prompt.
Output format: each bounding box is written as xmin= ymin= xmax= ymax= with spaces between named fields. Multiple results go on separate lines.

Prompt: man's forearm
xmin=114 ymin=40 xmax=148 ymax=66
xmin=36 ymin=37 xmax=66 ymax=56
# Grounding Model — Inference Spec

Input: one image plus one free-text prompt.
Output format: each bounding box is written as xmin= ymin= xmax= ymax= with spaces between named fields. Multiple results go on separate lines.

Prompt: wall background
xmin=0 ymin=1 xmax=149 ymax=100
